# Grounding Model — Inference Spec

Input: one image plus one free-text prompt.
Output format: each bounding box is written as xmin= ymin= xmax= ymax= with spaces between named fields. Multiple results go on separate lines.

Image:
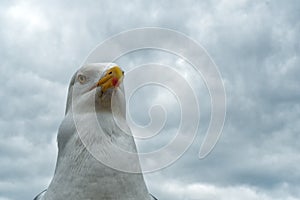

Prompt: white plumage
xmin=34 ymin=63 xmax=157 ymax=200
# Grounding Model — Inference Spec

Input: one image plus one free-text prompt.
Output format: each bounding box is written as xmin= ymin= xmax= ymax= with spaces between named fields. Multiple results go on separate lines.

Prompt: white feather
xmin=36 ymin=63 xmax=154 ymax=200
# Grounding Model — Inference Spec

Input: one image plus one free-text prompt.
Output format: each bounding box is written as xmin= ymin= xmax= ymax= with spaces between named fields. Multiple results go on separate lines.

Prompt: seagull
xmin=34 ymin=63 xmax=157 ymax=200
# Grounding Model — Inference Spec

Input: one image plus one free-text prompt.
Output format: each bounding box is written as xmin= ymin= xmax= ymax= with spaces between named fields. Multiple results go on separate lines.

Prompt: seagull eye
xmin=78 ymin=75 xmax=87 ymax=84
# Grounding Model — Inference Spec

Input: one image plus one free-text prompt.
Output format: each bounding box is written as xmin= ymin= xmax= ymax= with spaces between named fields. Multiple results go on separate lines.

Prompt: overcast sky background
xmin=1 ymin=0 xmax=300 ymax=200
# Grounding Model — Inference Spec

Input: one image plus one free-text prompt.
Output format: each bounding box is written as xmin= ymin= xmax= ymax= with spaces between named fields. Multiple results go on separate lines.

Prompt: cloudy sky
xmin=1 ymin=0 xmax=300 ymax=200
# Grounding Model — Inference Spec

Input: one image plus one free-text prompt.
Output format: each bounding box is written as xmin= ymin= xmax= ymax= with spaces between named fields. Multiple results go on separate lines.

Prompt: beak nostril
xmin=122 ymin=71 xmax=124 ymax=75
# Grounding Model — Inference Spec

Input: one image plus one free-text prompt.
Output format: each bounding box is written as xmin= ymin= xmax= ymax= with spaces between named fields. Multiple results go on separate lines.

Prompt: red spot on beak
xmin=112 ymin=77 xmax=118 ymax=86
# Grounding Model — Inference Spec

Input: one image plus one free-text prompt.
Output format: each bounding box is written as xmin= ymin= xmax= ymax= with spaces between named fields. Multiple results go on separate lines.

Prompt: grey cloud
xmin=0 ymin=0 xmax=299 ymax=199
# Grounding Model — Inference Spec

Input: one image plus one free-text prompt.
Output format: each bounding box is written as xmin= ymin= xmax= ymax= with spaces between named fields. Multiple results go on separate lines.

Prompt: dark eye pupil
xmin=78 ymin=75 xmax=85 ymax=82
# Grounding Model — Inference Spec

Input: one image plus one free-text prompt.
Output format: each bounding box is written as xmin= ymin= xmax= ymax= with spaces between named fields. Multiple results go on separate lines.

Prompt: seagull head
xmin=66 ymin=63 xmax=125 ymax=114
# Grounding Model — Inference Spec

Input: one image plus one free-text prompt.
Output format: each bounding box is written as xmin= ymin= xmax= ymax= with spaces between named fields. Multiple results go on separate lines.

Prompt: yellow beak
xmin=97 ymin=66 xmax=124 ymax=92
